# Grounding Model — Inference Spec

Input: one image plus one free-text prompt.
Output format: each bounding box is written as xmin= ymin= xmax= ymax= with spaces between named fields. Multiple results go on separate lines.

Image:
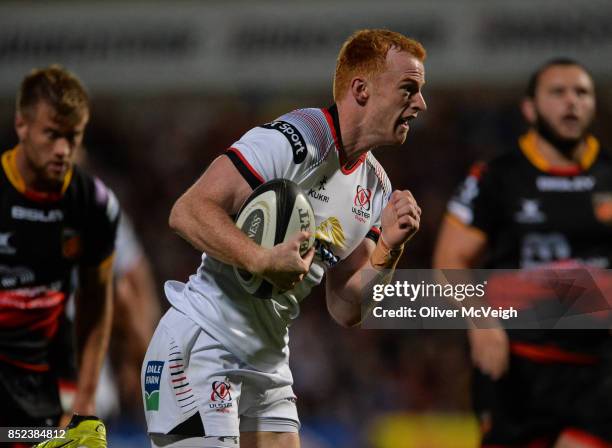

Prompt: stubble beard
xmin=534 ymin=112 xmax=590 ymax=158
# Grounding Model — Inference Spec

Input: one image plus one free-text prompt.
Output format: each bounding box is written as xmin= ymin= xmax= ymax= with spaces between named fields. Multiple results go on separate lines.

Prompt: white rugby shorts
xmin=142 ymin=307 xmax=299 ymax=438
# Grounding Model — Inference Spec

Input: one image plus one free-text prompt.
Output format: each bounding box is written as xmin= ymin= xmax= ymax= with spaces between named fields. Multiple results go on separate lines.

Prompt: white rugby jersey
xmin=165 ymin=105 xmax=392 ymax=371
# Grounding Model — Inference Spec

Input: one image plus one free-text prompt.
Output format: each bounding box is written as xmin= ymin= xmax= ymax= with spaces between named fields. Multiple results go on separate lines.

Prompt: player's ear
xmin=15 ymin=111 xmax=28 ymax=141
xmin=350 ymin=77 xmax=369 ymax=106
xmin=521 ymin=97 xmax=536 ymax=125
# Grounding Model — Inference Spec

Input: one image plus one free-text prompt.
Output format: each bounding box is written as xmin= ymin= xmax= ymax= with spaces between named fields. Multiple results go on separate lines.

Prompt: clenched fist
xmin=380 ymin=190 xmax=421 ymax=248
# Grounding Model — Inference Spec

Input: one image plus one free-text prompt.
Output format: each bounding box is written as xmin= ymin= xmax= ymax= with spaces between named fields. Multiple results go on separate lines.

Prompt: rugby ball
xmin=234 ymin=179 xmax=315 ymax=299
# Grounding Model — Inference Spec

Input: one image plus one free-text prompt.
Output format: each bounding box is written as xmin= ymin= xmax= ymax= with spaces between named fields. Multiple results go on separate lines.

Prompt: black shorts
xmin=0 ymin=361 xmax=62 ymax=427
xmin=473 ymin=354 xmax=612 ymax=447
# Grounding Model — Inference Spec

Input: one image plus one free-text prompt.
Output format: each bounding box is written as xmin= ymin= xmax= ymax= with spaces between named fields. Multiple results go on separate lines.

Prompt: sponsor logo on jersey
xmin=0 ymin=265 xmax=36 ymax=288
xmin=536 ymin=176 xmax=595 ymax=192
xmin=593 ymin=192 xmax=612 ymax=225
xmin=307 ymin=175 xmax=330 ymax=203
xmin=0 ymin=232 xmax=16 ymax=255
xmin=11 ymin=206 xmax=63 ymax=222
xmin=316 ymin=217 xmax=345 ymax=249
xmin=144 ymin=361 xmax=164 ymax=411
xmin=352 ymin=185 xmax=372 ymax=222
xmin=209 ymin=379 xmax=233 ymax=411
xmin=520 ymin=232 xmax=571 ymax=268
xmin=260 ymin=121 xmax=307 ymax=163
xmin=515 ymin=199 xmax=546 ymax=224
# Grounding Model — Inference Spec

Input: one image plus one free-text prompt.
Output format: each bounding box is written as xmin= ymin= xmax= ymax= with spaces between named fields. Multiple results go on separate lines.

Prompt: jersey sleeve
xmin=447 ymin=161 xmax=498 ymax=234
xmin=113 ymin=214 xmax=143 ymax=277
xmin=81 ymin=177 xmax=120 ymax=267
xmin=225 ymin=122 xmax=311 ymax=189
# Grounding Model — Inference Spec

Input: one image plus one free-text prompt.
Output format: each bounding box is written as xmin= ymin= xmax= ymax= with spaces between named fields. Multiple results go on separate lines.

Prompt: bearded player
xmin=434 ymin=59 xmax=612 ymax=447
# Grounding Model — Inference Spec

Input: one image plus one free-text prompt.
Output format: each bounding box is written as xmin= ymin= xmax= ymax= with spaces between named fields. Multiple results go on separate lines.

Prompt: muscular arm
xmin=433 ymin=214 xmax=487 ymax=269
xmin=169 ymin=155 xmax=313 ymax=290
xmin=169 ymin=155 xmax=259 ymax=270
xmin=72 ymin=255 xmax=114 ymax=414
xmin=325 ymin=238 xmax=376 ymax=327
xmin=433 ymin=214 xmax=508 ymax=380
xmin=111 ymin=256 xmax=160 ymax=409
xmin=326 ymin=190 xmax=421 ymax=327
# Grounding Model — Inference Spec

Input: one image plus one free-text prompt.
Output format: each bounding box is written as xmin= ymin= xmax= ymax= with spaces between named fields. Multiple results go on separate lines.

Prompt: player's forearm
xmin=74 ymin=281 xmax=113 ymax=414
xmin=169 ymin=196 xmax=266 ymax=273
xmin=327 ymin=262 xmax=395 ymax=327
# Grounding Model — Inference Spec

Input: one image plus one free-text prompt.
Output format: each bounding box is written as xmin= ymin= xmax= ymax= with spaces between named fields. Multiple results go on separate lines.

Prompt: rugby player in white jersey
xmin=142 ymin=29 xmax=426 ymax=448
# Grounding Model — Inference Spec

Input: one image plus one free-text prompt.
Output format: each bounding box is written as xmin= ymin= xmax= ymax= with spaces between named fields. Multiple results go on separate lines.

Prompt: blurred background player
xmin=142 ymin=29 xmax=424 ymax=448
xmin=101 ymin=213 xmax=161 ymax=420
xmin=0 ymin=65 xmax=118 ymax=446
xmin=60 ymin=150 xmax=162 ymax=424
xmin=434 ymin=59 xmax=612 ymax=447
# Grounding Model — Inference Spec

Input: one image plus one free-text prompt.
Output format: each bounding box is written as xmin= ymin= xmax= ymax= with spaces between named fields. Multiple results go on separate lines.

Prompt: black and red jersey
xmin=0 ymin=146 xmax=119 ymax=372
xmin=447 ymin=131 xmax=612 ymax=358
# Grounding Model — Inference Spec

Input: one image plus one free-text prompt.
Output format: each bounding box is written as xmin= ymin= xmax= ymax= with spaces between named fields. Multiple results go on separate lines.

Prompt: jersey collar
xmin=1 ymin=146 xmax=72 ymax=202
xmin=518 ymin=130 xmax=599 ymax=176
xmin=323 ymin=104 xmax=366 ymax=175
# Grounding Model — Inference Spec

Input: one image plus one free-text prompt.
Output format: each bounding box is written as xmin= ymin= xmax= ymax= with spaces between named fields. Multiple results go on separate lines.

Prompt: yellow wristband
xmin=370 ymin=236 xmax=404 ymax=271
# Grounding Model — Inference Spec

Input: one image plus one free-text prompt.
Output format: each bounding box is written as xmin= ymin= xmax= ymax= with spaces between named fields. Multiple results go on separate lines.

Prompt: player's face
xmin=368 ymin=49 xmax=426 ymax=146
xmin=15 ymin=101 xmax=88 ymax=188
xmin=531 ymin=65 xmax=595 ymax=143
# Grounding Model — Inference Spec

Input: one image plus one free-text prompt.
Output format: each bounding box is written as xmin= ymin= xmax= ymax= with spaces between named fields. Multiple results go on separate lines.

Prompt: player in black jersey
xmin=0 ymin=66 xmax=118 ymax=442
xmin=434 ymin=59 xmax=612 ymax=447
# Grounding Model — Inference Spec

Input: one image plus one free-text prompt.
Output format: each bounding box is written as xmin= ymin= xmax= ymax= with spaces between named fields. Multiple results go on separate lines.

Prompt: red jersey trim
xmin=510 ymin=342 xmax=599 ymax=365
xmin=322 ymin=107 xmax=366 ymax=175
xmin=0 ymin=353 xmax=50 ymax=372
xmin=561 ymin=428 xmax=612 ymax=448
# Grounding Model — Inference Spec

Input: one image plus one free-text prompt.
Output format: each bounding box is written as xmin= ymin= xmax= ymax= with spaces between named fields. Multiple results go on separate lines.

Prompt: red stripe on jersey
xmin=322 ymin=107 xmax=365 ymax=174
xmin=0 ymin=290 xmax=65 ymax=338
xmin=547 ymin=166 xmax=582 ymax=176
xmin=0 ymin=352 xmax=50 ymax=372
xmin=510 ymin=342 xmax=599 ymax=365
xmin=227 ymin=147 xmax=264 ymax=184
xmin=58 ymin=379 xmax=77 ymax=392
xmin=561 ymin=428 xmax=612 ymax=448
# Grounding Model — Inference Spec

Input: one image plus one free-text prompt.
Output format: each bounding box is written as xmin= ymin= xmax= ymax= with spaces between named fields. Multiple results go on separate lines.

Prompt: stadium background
xmin=1 ymin=1 xmax=611 ymax=446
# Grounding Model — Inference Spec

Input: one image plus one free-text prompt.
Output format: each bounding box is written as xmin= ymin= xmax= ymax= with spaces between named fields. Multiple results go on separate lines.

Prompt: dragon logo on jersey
xmin=593 ymin=193 xmax=612 ymax=225
xmin=62 ymin=228 xmax=82 ymax=259
xmin=144 ymin=361 xmax=164 ymax=411
xmin=260 ymin=121 xmax=307 ymax=164
xmin=316 ymin=217 xmax=345 ymax=249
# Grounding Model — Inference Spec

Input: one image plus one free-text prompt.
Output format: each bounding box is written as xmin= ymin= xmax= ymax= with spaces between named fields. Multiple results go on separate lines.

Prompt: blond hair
xmin=17 ymin=64 xmax=89 ymax=124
